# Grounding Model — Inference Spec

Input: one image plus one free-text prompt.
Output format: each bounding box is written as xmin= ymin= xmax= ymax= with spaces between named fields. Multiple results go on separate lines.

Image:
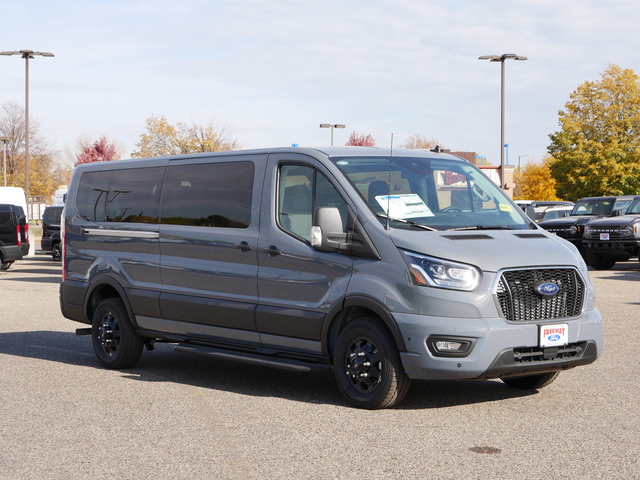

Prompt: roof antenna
xmin=386 ymin=133 xmax=394 ymax=231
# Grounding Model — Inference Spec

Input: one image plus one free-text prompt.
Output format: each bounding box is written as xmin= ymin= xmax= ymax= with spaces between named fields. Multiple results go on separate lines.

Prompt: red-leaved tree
xmin=75 ymin=136 xmax=122 ymax=165
xmin=345 ymin=132 xmax=376 ymax=146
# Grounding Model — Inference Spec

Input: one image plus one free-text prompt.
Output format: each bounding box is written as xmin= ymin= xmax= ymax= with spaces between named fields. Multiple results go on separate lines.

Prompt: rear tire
xmin=51 ymin=242 xmax=62 ymax=261
xmin=501 ymin=371 xmax=559 ymax=389
xmin=92 ymin=298 xmax=143 ymax=369
xmin=333 ymin=317 xmax=410 ymax=409
xmin=1 ymin=261 xmax=11 ymax=271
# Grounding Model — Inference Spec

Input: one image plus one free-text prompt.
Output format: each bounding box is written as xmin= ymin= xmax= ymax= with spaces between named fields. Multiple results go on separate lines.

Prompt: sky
xmin=2 ymin=0 xmax=640 ymax=169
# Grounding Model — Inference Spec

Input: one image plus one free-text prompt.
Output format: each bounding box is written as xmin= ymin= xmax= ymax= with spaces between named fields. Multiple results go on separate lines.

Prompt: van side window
xmin=75 ymin=168 xmax=163 ymax=223
xmin=278 ymin=165 xmax=346 ymax=241
xmin=106 ymin=169 xmax=163 ymax=222
xmin=161 ymin=161 xmax=253 ymax=228
xmin=76 ymin=171 xmax=113 ymax=222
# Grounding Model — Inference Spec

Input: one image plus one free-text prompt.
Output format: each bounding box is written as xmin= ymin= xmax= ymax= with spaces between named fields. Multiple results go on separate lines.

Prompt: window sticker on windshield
xmin=499 ymin=203 xmax=513 ymax=212
xmin=375 ymin=194 xmax=434 ymax=218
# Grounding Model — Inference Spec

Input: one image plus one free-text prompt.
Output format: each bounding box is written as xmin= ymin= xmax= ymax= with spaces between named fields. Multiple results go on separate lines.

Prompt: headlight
xmin=584 ymin=225 xmax=594 ymax=237
xmin=620 ymin=225 xmax=634 ymax=237
xmin=569 ymin=225 xmax=579 ymax=235
xmin=399 ymin=249 xmax=481 ymax=291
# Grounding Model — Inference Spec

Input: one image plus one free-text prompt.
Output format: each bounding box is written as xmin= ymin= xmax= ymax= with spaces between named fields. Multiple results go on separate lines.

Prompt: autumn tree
xmin=0 ymin=101 xmax=65 ymax=199
xmin=75 ymin=136 xmax=124 ymax=165
xmin=345 ymin=132 xmax=375 ymax=146
xmin=402 ymin=133 xmax=442 ymax=150
xmin=548 ymin=64 xmax=640 ymax=201
xmin=513 ymin=155 xmax=560 ymax=201
xmin=132 ymin=115 xmax=241 ymax=157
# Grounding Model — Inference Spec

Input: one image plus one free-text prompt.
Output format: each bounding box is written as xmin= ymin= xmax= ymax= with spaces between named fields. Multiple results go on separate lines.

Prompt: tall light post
xmin=517 ymin=154 xmax=530 ymax=171
xmin=1 ymin=49 xmax=55 ymax=206
xmin=0 ymin=137 xmax=8 ymax=187
xmin=319 ymin=123 xmax=345 ymax=146
xmin=479 ymin=53 xmax=527 ymax=188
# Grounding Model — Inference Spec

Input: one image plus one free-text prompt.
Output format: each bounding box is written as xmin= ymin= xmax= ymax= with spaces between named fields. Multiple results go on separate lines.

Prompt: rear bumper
xmin=41 ymin=238 xmax=52 ymax=251
xmin=0 ymin=245 xmax=23 ymax=263
xmin=59 ymin=281 xmax=90 ymax=324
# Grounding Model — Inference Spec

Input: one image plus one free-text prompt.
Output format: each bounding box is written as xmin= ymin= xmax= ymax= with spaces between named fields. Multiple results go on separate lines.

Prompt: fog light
xmin=436 ymin=341 xmax=464 ymax=351
xmin=427 ymin=336 xmax=476 ymax=357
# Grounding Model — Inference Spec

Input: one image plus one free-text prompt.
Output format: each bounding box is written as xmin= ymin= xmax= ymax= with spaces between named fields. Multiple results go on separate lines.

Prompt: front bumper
xmin=583 ymin=239 xmax=640 ymax=258
xmin=395 ymin=309 xmax=602 ymax=380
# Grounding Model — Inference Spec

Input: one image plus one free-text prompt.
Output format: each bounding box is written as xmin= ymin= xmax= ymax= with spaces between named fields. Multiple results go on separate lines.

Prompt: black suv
xmin=582 ymin=196 xmax=640 ymax=270
xmin=41 ymin=206 xmax=63 ymax=261
xmin=538 ymin=195 xmax=639 ymax=259
xmin=0 ymin=204 xmax=26 ymax=270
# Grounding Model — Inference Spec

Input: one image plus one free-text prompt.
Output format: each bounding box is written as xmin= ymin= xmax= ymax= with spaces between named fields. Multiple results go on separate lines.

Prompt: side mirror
xmin=612 ymin=209 xmax=623 ymax=217
xmin=311 ymin=207 xmax=348 ymax=252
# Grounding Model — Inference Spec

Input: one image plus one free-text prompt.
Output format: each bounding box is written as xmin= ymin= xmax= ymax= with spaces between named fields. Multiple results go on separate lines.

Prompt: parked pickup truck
xmin=582 ymin=196 xmax=640 ymax=270
xmin=538 ymin=195 xmax=639 ymax=259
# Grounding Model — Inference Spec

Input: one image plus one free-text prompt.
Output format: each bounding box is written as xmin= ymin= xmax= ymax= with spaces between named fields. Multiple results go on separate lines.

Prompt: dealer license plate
xmin=539 ymin=323 xmax=569 ymax=347
xmin=600 ymin=233 xmax=610 ymax=240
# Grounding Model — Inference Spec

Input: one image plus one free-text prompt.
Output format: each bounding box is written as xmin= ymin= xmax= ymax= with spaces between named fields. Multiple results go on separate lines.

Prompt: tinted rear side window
xmin=43 ymin=207 xmax=63 ymax=225
xmin=161 ymin=162 xmax=253 ymax=228
xmin=76 ymin=167 xmax=164 ymax=223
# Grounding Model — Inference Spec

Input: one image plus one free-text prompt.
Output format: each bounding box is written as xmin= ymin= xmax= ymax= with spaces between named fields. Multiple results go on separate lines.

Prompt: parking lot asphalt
xmin=1 ymin=252 xmax=639 ymax=480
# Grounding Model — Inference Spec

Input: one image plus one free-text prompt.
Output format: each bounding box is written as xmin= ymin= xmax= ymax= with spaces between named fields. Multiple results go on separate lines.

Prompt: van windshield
xmin=330 ymin=155 xmax=531 ymax=231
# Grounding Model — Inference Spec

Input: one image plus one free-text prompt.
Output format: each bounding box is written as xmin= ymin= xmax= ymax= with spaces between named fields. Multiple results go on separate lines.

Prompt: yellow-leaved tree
xmin=132 ymin=115 xmax=241 ymax=158
xmin=548 ymin=64 xmax=640 ymax=200
xmin=514 ymin=155 xmax=560 ymax=200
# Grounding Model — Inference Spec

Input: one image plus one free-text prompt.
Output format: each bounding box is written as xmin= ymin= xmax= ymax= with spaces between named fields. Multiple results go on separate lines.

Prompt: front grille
xmin=496 ymin=268 xmax=585 ymax=321
xmin=585 ymin=225 xmax=628 ymax=239
xmin=544 ymin=227 xmax=574 ymax=239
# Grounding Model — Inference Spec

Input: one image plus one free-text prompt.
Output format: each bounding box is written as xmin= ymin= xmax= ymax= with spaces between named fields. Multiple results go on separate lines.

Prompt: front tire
xmin=333 ymin=317 xmax=410 ymax=409
xmin=501 ymin=371 xmax=559 ymax=389
xmin=586 ymin=252 xmax=616 ymax=270
xmin=92 ymin=298 xmax=143 ymax=369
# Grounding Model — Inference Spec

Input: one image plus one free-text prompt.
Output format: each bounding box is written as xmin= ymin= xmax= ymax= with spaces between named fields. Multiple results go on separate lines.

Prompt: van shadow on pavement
xmin=0 ymin=328 xmax=536 ymax=410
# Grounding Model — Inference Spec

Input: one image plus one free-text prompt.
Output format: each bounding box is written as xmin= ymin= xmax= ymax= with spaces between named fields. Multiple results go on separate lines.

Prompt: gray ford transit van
xmin=59 ymin=147 xmax=602 ymax=409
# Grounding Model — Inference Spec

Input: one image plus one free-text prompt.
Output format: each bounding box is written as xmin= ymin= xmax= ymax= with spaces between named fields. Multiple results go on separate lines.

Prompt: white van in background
xmin=53 ymin=187 xmax=68 ymax=206
xmin=0 ymin=187 xmax=28 ymax=214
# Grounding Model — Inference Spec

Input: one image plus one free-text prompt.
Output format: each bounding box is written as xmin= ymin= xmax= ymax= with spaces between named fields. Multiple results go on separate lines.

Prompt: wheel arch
xmin=322 ymin=295 xmax=407 ymax=359
xmin=85 ymin=276 xmax=137 ymax=328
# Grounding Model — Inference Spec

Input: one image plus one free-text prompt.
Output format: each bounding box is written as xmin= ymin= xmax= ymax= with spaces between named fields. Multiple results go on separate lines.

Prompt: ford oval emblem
xmin=548 ymin=334 xmax=561 ymax=342
xmin=534 ymin=281 xmax=560 ymax=296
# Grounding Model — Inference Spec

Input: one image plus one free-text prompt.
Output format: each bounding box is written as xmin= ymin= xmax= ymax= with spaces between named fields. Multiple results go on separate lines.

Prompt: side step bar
xmin=174 ymin=344 xmax=330 ymax=372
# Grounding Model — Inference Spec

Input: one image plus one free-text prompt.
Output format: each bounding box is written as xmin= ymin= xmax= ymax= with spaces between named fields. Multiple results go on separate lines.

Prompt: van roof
xmin=73 ymin=146 xmax=467 ymax=171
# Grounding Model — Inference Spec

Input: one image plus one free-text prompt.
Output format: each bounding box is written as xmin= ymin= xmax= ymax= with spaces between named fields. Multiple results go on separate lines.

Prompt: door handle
xmin=261 ymin=245 xmax=281 ymax=256
xmin=234 ymin=241 xmax=253 ymax=252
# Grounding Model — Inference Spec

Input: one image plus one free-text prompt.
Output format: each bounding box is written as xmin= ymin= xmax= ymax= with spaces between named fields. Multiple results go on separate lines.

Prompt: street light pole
xmin=479 ymin=53 xmax=527 ymax=188
xmin=1 ymin=49 xmax=55 ymax=207
xmin=319 ymin=123 xmax=346 ymax=146
xmin=0 ymin=137 xmax=7 ymax=187
xmin=517 ymin=154 xmax=530 ymax=171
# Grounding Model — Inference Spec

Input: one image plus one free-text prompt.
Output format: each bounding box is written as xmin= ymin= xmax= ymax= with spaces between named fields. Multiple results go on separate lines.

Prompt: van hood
xmin=390 ymin=229 xmax=583 ymax=272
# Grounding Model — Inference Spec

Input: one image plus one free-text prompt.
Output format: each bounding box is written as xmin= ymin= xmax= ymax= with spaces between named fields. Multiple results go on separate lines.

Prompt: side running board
xmin=174 ymin=344 xmax=330 ymax=372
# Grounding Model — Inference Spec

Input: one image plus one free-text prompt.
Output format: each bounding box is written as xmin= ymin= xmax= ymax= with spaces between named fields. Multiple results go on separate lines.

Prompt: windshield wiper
xmin=449 ymin=225 xmax=516 ymax=231
xmin=376 ymin=214 xmax=437 ymax=231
